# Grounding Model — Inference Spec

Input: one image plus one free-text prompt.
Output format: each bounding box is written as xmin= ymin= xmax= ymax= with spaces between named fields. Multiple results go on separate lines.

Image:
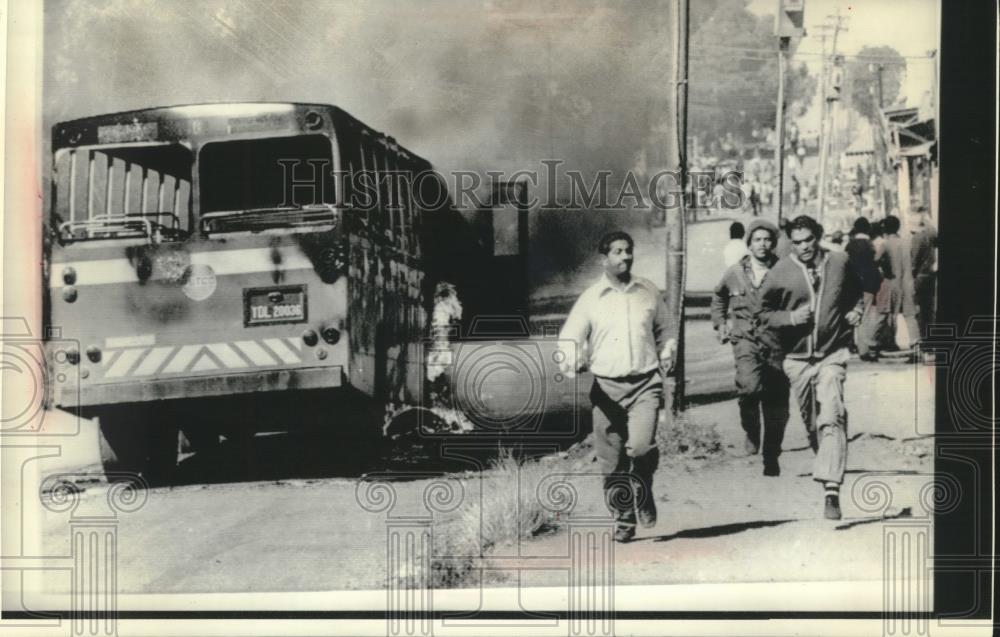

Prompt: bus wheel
xmin=180 ymin=426 xmax=221 ymax=456
xmin=221 ymin=427 xmax=256 ymax=478
xmin=97 ymin=413 xmax=145 ymax=479
xmin=143 ymin=421 xmax=181 ymax=486
xmin=97 ymin=413 xmax=179 ymax=486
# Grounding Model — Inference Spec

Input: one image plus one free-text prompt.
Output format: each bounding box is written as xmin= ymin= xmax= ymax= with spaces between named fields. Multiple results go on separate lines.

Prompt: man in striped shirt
xmin=559 ymin=231 xmax=676 ymax=542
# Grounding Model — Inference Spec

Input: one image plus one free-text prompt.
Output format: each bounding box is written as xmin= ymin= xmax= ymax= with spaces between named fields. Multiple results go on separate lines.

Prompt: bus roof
xmin=51 ymin=102 xmax=428 ymax=164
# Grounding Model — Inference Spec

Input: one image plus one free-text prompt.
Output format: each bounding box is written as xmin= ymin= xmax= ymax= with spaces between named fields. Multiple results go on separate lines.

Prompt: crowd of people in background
xmin=687 ymin=156 xmax=822 ymax=219
xmin=844 ymin=207 xmax=938 ymax=361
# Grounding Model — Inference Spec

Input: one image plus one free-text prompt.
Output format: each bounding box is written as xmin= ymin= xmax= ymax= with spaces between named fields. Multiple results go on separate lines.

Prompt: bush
xmin=392 ymin=449 xmax=565 ymax=589
xmin=656 ymin=411 xmax=724 ymax=459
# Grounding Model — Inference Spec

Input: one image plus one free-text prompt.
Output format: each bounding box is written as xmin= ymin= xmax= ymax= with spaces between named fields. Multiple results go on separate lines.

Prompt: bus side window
xmin=398 ymin=159 xmax=412 ymax=254
xmin=338 ymin=127 xmax=360 ymax=210
xmin=408 ymin=170 xmax=421 ymax=259
xmin=357 ymin=137 xmax=370 ymax=226
xmin=370 ymin=144 xmax=384 ymax=234
xmin=388 ymin=152 xmax=403 ymax=251
xmin=378 ymin=144 xmax=392 ymax=242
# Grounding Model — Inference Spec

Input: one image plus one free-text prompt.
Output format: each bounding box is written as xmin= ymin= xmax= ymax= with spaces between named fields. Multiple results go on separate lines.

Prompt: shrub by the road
xmin=394 ymin=449 xmax=563 ymax=589
xmin=394 ymin=413 xmax=723 ymax=589
xmin=656 ymin=411 xmax=724 ymax=460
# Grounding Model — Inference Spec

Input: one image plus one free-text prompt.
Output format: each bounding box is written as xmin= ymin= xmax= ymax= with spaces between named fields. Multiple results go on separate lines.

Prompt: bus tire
xmin=143 ymin=421 xmax=181 ymax=486
xmin=97 ymin=413 xmax=145 ymax=480
xmin=180 ymin=426 xmax=221 ymax=456
xmin=97 ymin=413 xmax=179 ymax=486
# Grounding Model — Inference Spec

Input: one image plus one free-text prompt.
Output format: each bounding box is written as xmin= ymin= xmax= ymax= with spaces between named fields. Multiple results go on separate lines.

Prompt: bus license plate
xmin=244 ymin=286 xmax=307 ymax=326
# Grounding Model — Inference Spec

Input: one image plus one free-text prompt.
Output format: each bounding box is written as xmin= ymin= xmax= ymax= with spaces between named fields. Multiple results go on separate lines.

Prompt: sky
xmin=42 ymin=0 xmax=679 ymax=290
xmin=43 ymin=0 xmax=942 ymax=170
xmin=748 ymin=0 xmax=940 ymax=131
xmin=38 ymin=0 xmax=944 ymax=292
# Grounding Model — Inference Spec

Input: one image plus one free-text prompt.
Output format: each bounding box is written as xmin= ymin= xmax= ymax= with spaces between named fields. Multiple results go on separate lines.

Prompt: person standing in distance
xmin=908 ymin=207 xmax=938 ymax=348
xmin=711 ymin=219 xmax=789 ymax=476
xmin=723 ymin=222 xmax=749 ymax=268
xmin=775 ymin=217 xmax=794 ymax=259
xmin=757 ymin=215 xmax=865 ymax=520
xmin=558 ymin=231 xmax=676 ymax=542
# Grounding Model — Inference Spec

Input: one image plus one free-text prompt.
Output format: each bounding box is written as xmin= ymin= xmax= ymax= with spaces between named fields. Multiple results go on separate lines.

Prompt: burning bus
xmin=43 ymin=102 xmax=485 ymax=480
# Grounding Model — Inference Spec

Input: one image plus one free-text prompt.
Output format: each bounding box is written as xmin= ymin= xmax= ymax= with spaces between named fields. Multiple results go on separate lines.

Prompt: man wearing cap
xmin=558 ymin=231 xmax=676 ymax=543
xmin=711 ymin=218 xmax=789 ymax=476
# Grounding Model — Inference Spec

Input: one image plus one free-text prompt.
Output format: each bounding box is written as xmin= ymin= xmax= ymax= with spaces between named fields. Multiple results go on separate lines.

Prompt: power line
xmin=693 ymin=43 xmax=933 ymax=62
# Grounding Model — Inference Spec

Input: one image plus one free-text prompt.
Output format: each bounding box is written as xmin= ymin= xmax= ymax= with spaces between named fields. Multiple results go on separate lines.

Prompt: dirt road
xmin=32 ymin=360 xmax=933 ymax=595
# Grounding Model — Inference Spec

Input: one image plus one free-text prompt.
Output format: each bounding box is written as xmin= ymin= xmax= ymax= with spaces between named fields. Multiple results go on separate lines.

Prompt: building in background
xmin=876 ymin=105 xmax=938 ymax=231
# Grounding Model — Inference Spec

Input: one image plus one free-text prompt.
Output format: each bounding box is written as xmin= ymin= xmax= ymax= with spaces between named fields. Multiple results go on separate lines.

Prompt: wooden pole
xmin=664 ymin=0 xmax=689 ymax=412
xmin=775 ymin=38 xmax=787 ymax=223
xmin=817 ymin=36 xmax=829 ymax=224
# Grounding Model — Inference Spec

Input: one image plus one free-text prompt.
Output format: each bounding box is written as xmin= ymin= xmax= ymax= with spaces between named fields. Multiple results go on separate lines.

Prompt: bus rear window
xmin=53 ymin=143 xmax=193 ymax=241
xmin=198 ymin=135 xmax=335 ymax=214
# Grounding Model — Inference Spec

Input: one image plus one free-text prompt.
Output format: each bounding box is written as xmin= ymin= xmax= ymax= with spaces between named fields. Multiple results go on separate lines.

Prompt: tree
xmin=687 ymin=0 xmax=817 ymax=149
xmin=847 ymin=46 xmax=906 ymax=121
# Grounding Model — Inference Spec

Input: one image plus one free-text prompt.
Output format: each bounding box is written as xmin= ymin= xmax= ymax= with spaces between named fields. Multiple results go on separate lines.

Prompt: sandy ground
xmin=29 ymin=360 xmax=933 ymax=595
xmin=511 ymin=361 xmax=935 ymax=587
xmin=21 ymin=210 xmax=933 ymax=598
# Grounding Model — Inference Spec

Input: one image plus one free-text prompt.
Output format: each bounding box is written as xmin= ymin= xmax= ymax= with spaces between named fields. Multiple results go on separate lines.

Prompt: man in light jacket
xmin=757 ymin=215 xmax=865 ymax=520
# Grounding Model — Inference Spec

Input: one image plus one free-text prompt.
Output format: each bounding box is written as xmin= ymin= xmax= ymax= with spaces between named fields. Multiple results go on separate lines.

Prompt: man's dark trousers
xmin=590 ymin=370 xmax=662 ymax=533
xmin=733 ymin=338 xmax=790 ymax=459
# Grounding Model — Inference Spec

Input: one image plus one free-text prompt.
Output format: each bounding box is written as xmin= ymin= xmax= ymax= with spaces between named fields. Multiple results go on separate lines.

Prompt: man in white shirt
xmin=559 ymin=231 xmax=676 ymax=542
xmin=723 ymin=222 xmax=749 ymax=267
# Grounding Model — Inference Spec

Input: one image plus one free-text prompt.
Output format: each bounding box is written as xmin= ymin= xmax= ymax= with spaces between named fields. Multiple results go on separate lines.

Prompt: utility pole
xmin=774 ymin=0 xmax=804 ymax=223
xmin=775 ymin=38 xmax=788 ymax=223
xmin=813 ymin=24 xmax=831 ymax=221
xmin=664 ymin=0 xmax=689 ymax=412
xmin=875 ymin=63 xmax=885 ymax=108
xmin=816 ymin=11 xmax=847 ymax=225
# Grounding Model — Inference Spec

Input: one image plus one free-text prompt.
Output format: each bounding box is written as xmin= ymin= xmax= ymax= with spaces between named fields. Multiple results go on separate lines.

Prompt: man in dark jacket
xmin=880 ymin=215 xmax=919 ymax=350
xmin=908 ymin=207 xmax=938 ymax=343
xmin=758 ymin=215 xmax=865 ymax=520
xmin=844 ymin=217 xmax=881 ymax=358
xmin=711 ymin=219 xmax=788 ymax=476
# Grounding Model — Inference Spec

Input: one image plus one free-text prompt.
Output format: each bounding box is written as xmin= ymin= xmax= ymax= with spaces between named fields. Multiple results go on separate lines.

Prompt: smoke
xmin=45 ymin=0 xmax=677 ymax=298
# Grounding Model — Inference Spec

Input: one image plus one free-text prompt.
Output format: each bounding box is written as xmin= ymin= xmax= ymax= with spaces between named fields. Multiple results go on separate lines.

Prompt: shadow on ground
xmin=834 ymin=507 xmax=913 ymax=531
xmin=648 ymin=518 xmax=796 ymax=543
xmin=164 ymin=408 xmax=591 ymax=487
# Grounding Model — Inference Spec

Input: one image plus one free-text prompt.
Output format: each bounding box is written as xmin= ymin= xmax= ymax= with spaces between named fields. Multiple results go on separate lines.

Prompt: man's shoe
xmin=613 ymin=525 xmax=636 ymax=543
xmin=763 ymin=458 xmax=780 ymax=476
xmin=637 ymin=499 xmax=658 ymax=528
xmin=824 ymin=494 xmax=842 ymax=520
xmin=744 ymin=436 xmax=760 ymax=456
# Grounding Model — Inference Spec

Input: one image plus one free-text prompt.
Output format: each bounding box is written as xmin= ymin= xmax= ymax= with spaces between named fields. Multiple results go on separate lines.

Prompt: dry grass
xmin=461 ymin=449 xmax=560 ymax=549
xmin=391 ymin=410 xmax=723 ymax=589
xmin=656 ymin=411 xmax=724 ymax=460
xmin=393 ymin=448 xmax=565 ymax=589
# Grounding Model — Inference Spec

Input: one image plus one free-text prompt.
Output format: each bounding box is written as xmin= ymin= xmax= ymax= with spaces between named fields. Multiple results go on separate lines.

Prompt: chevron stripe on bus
xmin=98 ymin=338 xmax=306 ymax=379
